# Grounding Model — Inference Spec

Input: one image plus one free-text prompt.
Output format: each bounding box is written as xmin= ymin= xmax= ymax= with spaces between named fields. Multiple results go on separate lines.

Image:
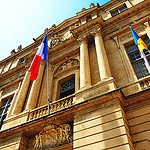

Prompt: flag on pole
xmin=130 ymin=26 xmax=150 ymax=73
xmin=130 ymin=26 xmax=147 ymax=52
xmin=28 ymin=34 xmax=48 ymax=81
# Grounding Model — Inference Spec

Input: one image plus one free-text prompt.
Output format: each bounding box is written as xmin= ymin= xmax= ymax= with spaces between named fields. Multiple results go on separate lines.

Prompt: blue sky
xmin=0 ymin=0 xmax=110 ymax=61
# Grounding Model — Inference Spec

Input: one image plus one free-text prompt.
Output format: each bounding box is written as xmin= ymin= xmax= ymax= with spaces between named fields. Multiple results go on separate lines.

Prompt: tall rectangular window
xmin=59 ymin=77 xmax=75 ymax=99
xmin=0 ymin=97 xmax=12 ymax=129
xmin=125 ymin=36 xmax=150 ymax=79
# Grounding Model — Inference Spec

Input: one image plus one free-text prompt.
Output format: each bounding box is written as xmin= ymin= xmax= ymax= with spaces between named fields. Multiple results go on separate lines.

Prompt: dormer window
xmin=111 ymin=4 xmax=127 ymax=17
xmin=86 ymin=15 xmax=92 ymax=22
xmin=18 ymin=58 xmax=25 ymax=66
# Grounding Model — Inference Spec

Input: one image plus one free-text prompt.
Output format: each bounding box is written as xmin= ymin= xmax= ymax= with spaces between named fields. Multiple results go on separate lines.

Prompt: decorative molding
xmin=90 ymin=27 xmax=101 ymax=37
xmin=33 ymin=123 xmax=72 ymax=149
xmin=77 ymin=34 xmax=88 ymax=43
xmin=113 ymin=36 xmax=120 ymax=48
xmin=54 ymin=59 xmax=79 ymax=76
xmin=144 ymin=21 xmax=150 ymax=28
xmin=0 ymin=90 xmax=3 ymax=98
xmin=49 ymin=23 xmax=79 ymax=49
xmin=120 ymin=26 xmax=145 ymax=42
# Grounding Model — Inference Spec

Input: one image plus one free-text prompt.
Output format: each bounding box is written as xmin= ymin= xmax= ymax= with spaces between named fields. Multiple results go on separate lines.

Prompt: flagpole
xmin=130 ymin=26 xmax=150 ymax=74
xmin=46 ymin=30 xmax=50 ymax=114
xmin=141 ymin=51 xmax=150 ymax=74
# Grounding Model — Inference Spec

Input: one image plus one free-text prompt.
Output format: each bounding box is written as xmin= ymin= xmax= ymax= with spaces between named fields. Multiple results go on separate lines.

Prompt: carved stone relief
xmin=90 ymin=27 xmax=101 ymax=37
xmin=33 ymin=123 xmax=72 ymax=149
xmin=49 ymin=34 xmax=63 ymax=48
xmin=49 ymin=23 xmax=79 ymax=48
xmin=55 ymin=59 xmax=79 ymax=75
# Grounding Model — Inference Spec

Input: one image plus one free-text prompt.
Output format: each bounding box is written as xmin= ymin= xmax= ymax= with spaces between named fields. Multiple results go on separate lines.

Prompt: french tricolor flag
xmin=28 ymin=34 xmax=48 ymax=81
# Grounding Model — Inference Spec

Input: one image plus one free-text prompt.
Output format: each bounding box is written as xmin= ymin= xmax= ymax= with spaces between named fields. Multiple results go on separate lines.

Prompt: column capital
xmin=77 ymin=34 xmax=88 ymax=44
xmin=144 ymin=21 xmax=150 ymax=28
xmin=90 ymin=27 xmax=101 ymax=37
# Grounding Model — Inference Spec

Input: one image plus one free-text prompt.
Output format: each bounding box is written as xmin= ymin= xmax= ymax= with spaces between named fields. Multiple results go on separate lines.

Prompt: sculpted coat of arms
xmin=33 ymin=123 xmax=72 ymax=149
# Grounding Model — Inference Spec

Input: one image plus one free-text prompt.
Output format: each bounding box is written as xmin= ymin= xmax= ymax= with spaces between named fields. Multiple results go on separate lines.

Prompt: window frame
xmin=57 ymin=74 xmax=75 ymax=100
xmin=110 ymin=3 xmax=128 ymax=17
xmin=0 ymin=96 xmax=13 ymax=129
xmin=125 ymin=36 xmax=150 ymax=79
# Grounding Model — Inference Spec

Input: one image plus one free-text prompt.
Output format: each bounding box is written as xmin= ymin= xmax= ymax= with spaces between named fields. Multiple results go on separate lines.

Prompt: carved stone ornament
xmin=55 ymin=59 xmax=79 ymax=75
xmin=90 ymin=27 xmax=101 ymax=37
xmin=77 ymin=34 xmax=89 ymax=43
xmin=33 ymin=124 xmax=73 ymax=149
xmin=49 ymin=34 xmax=63 ymax=48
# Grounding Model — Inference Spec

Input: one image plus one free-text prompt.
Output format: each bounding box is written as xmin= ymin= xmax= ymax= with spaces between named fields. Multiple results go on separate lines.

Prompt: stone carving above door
xmin=33 ymin=123 xmax=72 ymax=149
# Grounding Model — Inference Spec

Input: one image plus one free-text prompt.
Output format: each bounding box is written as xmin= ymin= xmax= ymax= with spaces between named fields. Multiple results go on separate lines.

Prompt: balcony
xmin=28 ymin=94 xmax=75 ymax=121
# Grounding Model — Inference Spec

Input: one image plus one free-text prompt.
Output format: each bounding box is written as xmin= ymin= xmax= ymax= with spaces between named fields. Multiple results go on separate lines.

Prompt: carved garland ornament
xmin=55 ymin=59 xmax=79 ymax=75
xmin=33 ymin=124 xmax=73 ymax=149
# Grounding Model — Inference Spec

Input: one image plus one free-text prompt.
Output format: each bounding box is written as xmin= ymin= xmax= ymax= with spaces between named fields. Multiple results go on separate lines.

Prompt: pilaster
xmin=144 ymin=21 xmax=150 ymax=39
xmin=92 ymin=28 xmax=112 ymax=81
xmin=77 ymin=35 xmax=91 ymax=89
xmin=11 ymin=71 xmax=31 ymax=115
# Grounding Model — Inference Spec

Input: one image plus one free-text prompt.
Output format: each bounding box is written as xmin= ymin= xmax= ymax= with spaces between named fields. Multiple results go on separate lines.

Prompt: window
xmin=86 ymin=15 xmax=92 ymax=22
xmin=59 ymin=77 xmax=75 ymax=99
xmin=125 ymin=36 xmax=150 ymax=79
xmin=111 ymin=4 xmax=128 ymax=17
xmin=0 ymin=97 xmax=12 ymax=129
xmin=18 ymin=58 xmax=25 ymax=66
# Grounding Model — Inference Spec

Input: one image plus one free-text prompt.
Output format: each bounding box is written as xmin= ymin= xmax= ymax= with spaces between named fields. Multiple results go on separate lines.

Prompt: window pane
xmin=111 ymin=10 xmax=119 ymax=17
xmin=0 ymin=97 xmax=13 ymax=129
xmin=1 ymin=100 xmax=8 ymax=107
xmin=60 ymin=78 xmax=75 ymax=99
xmin=133 ymin=60 xmax=149 ymax=79
xmin=0 ymin=108 xmax=4 ymax=116
xmin=119 ymin=5 xmax=127 ymax=12
xmin=125 ymin=36 xmax=150 ymax=79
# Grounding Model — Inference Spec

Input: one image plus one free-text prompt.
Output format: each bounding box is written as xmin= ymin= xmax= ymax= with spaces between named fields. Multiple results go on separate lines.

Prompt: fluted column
xmin=25 ymin=60 xmax=46 ymax=110
xmin=11 ymin=71 xmax=31 ymax=115
xmin=144 ymin=21 xmax=150 ymax=39
xmin=93 ymin=28 xmax=112 ymax=80
xmin=78 ymin=36 xmax=91 ymax=89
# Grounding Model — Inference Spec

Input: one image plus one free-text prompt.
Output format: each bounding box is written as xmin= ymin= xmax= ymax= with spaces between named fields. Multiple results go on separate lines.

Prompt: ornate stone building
xmin=0 ymin=0 xmax=150 ymax=149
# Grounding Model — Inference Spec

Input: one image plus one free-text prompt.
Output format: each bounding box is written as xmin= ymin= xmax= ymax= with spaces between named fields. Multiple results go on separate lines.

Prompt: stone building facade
xmin=0 ymin=0 xmax=150 ymax=149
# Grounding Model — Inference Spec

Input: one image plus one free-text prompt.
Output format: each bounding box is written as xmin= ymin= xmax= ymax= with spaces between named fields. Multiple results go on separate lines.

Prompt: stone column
xmin=25 ymin=60 xmax=45 ymax=110
xmin=78 ymin=36 xmax=91 ymax=89
xmin=144 ymin=21 xmax=150 ymax=39
xmin=11 ymin=71 xmax=31 ymax=115
xmin=93 ymin=28 xmax=112 ymax=80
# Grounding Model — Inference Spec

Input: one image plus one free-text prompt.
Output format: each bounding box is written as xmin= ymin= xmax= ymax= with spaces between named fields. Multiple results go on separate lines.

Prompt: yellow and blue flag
xmin=130 ymin=26 xmax=147 ymax=52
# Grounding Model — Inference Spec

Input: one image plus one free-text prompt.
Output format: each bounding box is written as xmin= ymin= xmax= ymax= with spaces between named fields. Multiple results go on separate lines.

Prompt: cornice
xmin=0 ymin=41 xmax=38 ymax=65
xmin=71 ymin=17 xmax=102 ymax=38
xmin=102 ymin=0 xmax=150 ymax=37
xmin=76 ymin=7 xmax=97 ymax=19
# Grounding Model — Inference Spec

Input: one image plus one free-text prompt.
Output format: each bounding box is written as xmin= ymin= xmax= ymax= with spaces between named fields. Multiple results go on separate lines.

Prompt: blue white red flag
xmin=28 ymin=34 xmax=48 ymax=81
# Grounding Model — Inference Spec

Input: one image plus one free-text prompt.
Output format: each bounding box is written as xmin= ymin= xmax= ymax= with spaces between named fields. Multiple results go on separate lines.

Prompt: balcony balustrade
xmin=28 ymin=94 xmax=74 ymax=121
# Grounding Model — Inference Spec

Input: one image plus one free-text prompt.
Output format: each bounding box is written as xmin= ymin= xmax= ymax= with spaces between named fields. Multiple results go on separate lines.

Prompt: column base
xmin=1 ymin=110 xmax=30 ymax=131
xmin=75 ymin=77 xmax=117 ymax=104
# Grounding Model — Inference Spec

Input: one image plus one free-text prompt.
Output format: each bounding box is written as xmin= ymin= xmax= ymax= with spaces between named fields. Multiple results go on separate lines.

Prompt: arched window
xmin=18 ymin=58 xmax=25 ymax=66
